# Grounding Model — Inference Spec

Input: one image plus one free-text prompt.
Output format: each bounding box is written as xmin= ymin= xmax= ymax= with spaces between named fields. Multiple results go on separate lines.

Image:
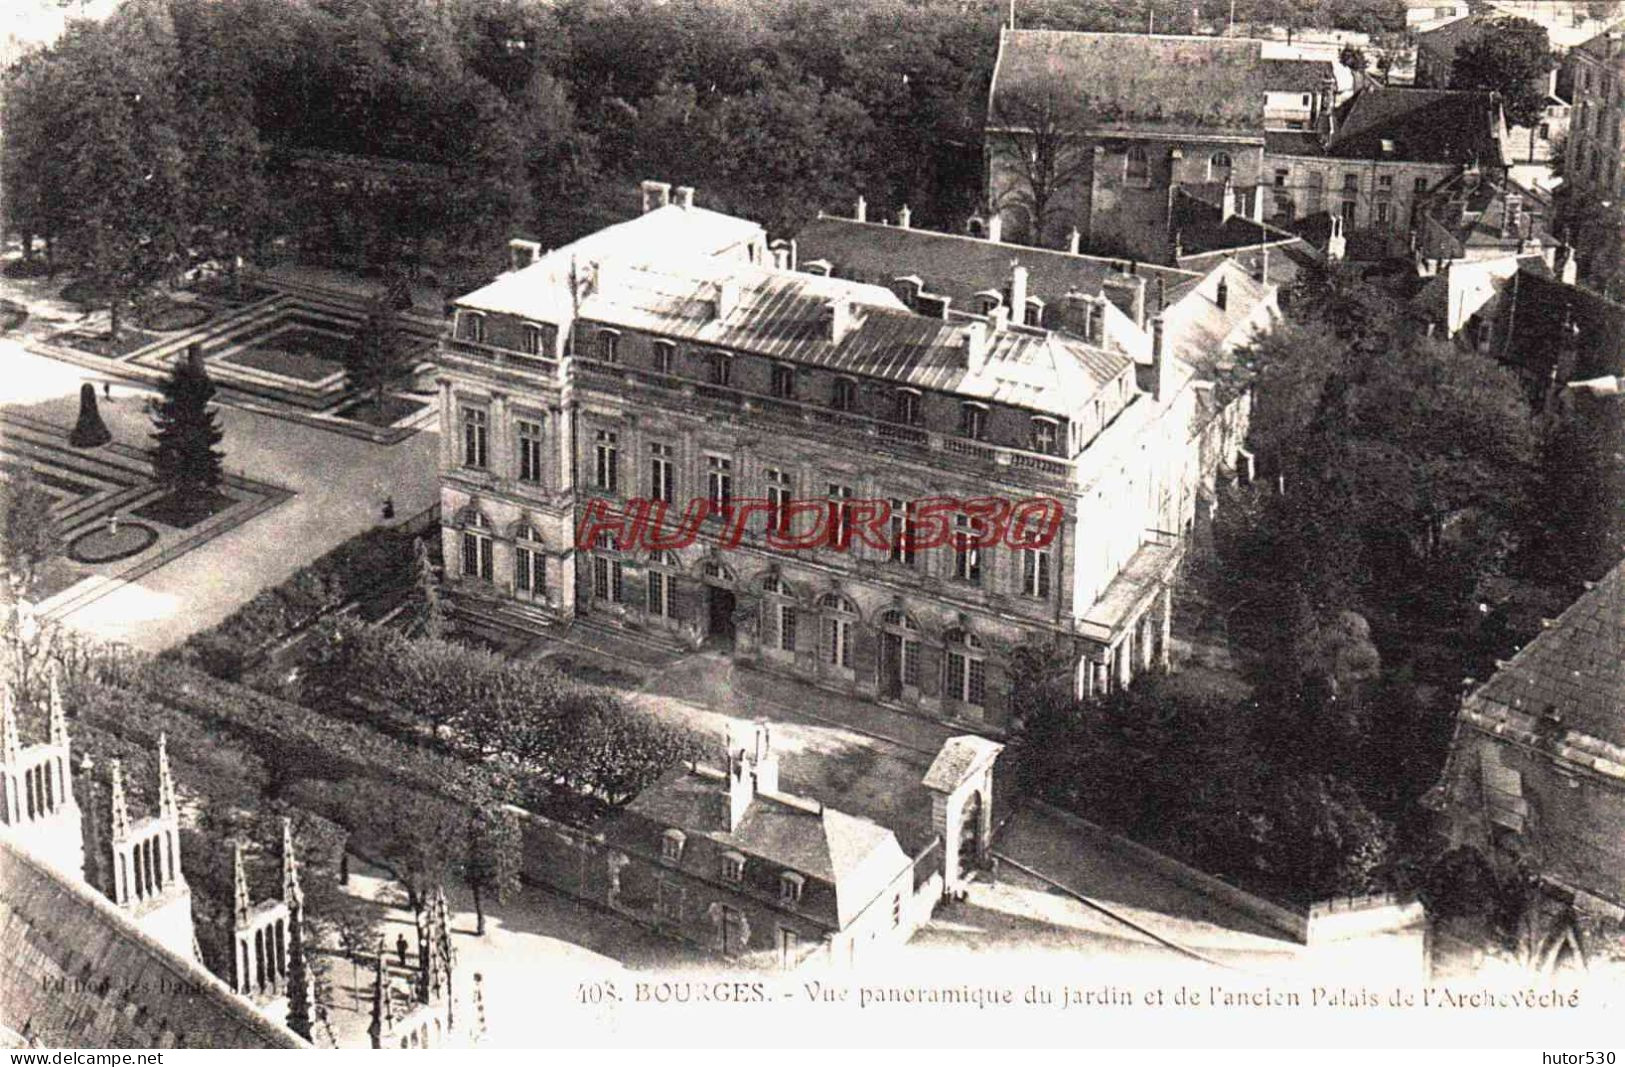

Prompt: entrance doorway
xmin=957 ymin=791 xmax=983 ymax=880
xmin=879 ymin=632 xmax=904 ymax=700
xmin=706 ymin=586 xmax=737 ymax=644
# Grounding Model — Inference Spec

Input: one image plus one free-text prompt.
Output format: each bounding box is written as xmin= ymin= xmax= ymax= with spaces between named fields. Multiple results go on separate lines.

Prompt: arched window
xmin=893 ymin=388 xmax=922 ymax=425
xmin=653 ymin=339 xmax=677 ymax=375
xmin=960 ymin=402 xmax=988 ymax=441
xmin=597 ymin=329 xmax=620 ymax=364
xmin=820 ymin=594 xmax=857 ymax=670
xmin=763 ymin=577 xmax=797 ymax=652
xmin=459 ymin=507 xmax=493 ymax=583
xmin=877 ymin=609 xmax=921 ymax=696
xmin=1209 ymin=151 xmax=1233 ymax=180
xmin=944 ymin=628 xmax=986 ymax=709
xmin=646 ymin=551 xmax=679 ymax=620
xmin=1125 ymin=145 xmax=1149 ymax=186
xmin=456 ymin=310 xmax=486 ymax=344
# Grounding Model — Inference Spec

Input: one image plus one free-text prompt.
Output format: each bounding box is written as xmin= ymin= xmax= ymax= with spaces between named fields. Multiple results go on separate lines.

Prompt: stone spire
xmin=109 ymin=759 xmax=130 ymax=842
xmin=281 ymin=817 xmax=304 ymax=910
xmin=233 ymin=842 xmax=251 ymax=925
xmin=0 ymin=683 xmax=20 ymax=767
xmin=156 ymin=733 xmax=177 ymax=823
xmin=47 ymin=662 xmax=68 ymax=754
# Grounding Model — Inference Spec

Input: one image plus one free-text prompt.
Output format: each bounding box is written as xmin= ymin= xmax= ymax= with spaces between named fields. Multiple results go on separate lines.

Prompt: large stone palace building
xmin=436 ymin=182 xmax=1278 ymax=730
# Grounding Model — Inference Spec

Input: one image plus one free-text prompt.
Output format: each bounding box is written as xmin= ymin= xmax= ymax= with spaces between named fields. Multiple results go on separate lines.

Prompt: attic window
xmin=598 ymin=329 xmax=621 ymax=364
xmin=661 ymin=829 xmax=685 ymax=863
xmin=721 ymin=851 xmax=745 ymax=883
xmin=1380 ymin=138 xmax=1395 ymax=154
xmin=779 ymin=872 xmax=804 ymax=905
xmin=975 ymin=290 xmax=1003 ymax=315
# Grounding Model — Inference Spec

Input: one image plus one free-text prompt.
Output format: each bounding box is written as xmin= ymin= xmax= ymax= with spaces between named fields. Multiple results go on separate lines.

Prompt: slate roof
xmin=796 ymin=215 xmax=1202 ymax=308
xmin=1265 ymin=130 xmax=1329 ymax=157
xmin=989 ymin=30 xmax=1267 ymax=136
xmin=1325 ymin=88 xmax=1507 ymax=165
xmin=615 ymin=767 xmax=912 ymax=929
xmin=1261 ymin=57 xmax=1336 ymax=94
xmin=1574 ymin=24 xmax=1625 ymax=62
xmin=465 ymin=214 xmax=1141 ymax=417
xmin=0 ymin=837 xmax=307 ymax=1050
xmin=1414 ymin=171 xmax=1558 ymax=259
xmin=1415 ymin=12 xmax=1489 ymax=65
xmin=1464 ymin=561 xmax=1625 ymax=753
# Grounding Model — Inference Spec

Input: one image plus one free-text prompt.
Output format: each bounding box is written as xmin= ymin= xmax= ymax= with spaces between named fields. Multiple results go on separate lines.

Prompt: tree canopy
xmin=1450 ymin=17 xmax=1557 ymax=130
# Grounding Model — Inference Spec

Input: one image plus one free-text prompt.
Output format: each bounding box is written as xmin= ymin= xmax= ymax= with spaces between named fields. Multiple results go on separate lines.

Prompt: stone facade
xmin=436 ymin=191 xmax=1219 ymax=731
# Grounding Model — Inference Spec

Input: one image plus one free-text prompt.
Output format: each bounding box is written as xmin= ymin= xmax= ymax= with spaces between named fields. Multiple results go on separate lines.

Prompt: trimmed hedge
xmin=174 ymin=524 xmax=417 ymax=681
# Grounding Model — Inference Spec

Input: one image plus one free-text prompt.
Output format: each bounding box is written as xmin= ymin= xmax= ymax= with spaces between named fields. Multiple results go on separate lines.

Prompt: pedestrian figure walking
xmin=103 ymin=381 xmax=111 ymax=400
xmin=395 ymin=932 xmax=408 ymax=967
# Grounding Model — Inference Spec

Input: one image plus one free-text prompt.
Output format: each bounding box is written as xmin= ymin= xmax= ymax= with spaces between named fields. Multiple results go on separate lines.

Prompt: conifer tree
xmin=150 ymin=346 xmax=224 ymax=518
xmin=285 ymin=906 xmax=314 ymax=1042
xmin=344 ymin=292 xmax=410 ymax=416
xmin=412 ymin=537 xmax=445 ymax=640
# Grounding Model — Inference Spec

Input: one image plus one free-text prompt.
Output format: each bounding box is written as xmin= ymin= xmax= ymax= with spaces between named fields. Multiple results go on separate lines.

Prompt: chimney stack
xmin=898 ymin=204 xmax=912 ymax=230
xmin=714 ymin=279 xmax=739 ymax=321
xmin=987 ymin=214 xmax=1003 ymax=244
xmin=1151 ymin=316 xmax=1172 ymax=401
xmin=1008 ymin=264 xmax=1029 ymax=326
xmin=960 ymin=319 xmax=990 ymax=364
xmin=855 ymin=195 xmax=867 ymax=223
xmin=640 ymin=180 xmax=672 ymax=214
xmin=674 ymin=186 xmax=695 ymax=210
xmin=1068 ymin=227 xmax=1081 ymax=255
xmin=989 ymin=304 xmax=1011 ymax=333
xmin=508 ymin=238 xmax=542 ymax=272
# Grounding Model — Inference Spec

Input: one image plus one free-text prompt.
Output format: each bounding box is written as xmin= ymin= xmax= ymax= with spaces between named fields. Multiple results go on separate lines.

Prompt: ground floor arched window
xmin=514 ymin=525 xmax=546 ymax=599
xmin=645 ymin=551 xmax=680 ymax=620
xmin=943 ymin=628 xmax=986 ymax=710
xmin=877 ymin=609 xmax=921 ymax=699
xmin=460 ymin=510 xmax=493 ymax=582
xmin=819 ymin=593 xmax=857 ymax=670
xmin=763 ymin=577 xmax=798 ymax=653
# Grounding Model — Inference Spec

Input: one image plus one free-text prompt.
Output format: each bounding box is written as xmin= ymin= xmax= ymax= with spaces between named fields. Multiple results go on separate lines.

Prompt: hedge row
xmin=173 ymin=524 xmax=419 ymax=681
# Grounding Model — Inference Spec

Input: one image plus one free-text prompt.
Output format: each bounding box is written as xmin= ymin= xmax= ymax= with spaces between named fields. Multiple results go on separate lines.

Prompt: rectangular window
xmin=893 ymin=389 xmax=920 ymax=425
xmin=706 ymin=455 xmax=733 ymax=518
xmin=1341 ymin=200 xmax=1357 ymax=224
xmin=462 ymin=532 xmax=493 ymax=582
xmin=832 ymin=378 xmax=858 ymax=412
xmin=709 ymin=351 xmax=732 ymax=387
xmin=952 ymin=514 xmax=981 ymax=584
xmin=649 ymin=443 xmax=675 ymax=503
xmin=825 ymin=616 xmax=853 ymax=669
xmin=517 ymin=419 xmax=544 ymax=483
xmin=1378 ymin=174 xmax=1393 ymax=189
xmin=1031 ymin=419 xmax=1058 ymax=454
xmin=903 ymin=638 xmax=921 ymax=688
xmin=458 ymin=312 xmax=485 ymax=344
xmin=1023 ymin=548 xmax=1051 ymax=599
xmin=593 ymin=556 xmax=623 ymax=603
xmin=778 ymin=604 xmax=797 ymax=652
xmin=960 ymin=404 xmax=987 ymax=440
xmin=721 ymin=853 xmax=745 ymax=882
xmin=462 ymin=407 xmax=488 ymax=469
xmin=1414 ymin=176 xmax=1429 ymax=194
xmin=766 ymin=469 xmax=793 ymax=534
xmin=827 ymin=483 xmax=855 ymax=550
xmin=654 ymin=341 xmax=676 ymax=375
xmin=594 ymin=430 xmax=619 ymax=493
xmin=947 ymin=651 xmax=966 ymax=702
xmin=947 ymin=652 xmax=985 ymax=706
xmin=1342 ymin=173 xmax=1358 ymax=192
xmin=647 ymin=570 xmax=675 ymax=618
xmin=771 ymin=363 xmax=796 ymax=399
xmin=657 ymin=881 xmax=682 ymax=921
xmin=598 ymin=331 xmax=620 ymax=364
xmin=515 ymin=544 xmax=545 ymax=596
xmin=1376 ymin=202 xmax=1391 ymax=226
xmin=779 ymin=928 xmax=799 ymax=969
xmin=889 ymin=498 xmax=918 ymax=567
xmin=522 ymin=325 xmax=543 ymax=356
xmin=969 ymin=658 xmax=986 ymax=706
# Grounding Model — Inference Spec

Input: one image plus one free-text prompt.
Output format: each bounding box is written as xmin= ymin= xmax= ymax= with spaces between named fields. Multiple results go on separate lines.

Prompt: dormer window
xmin=771 ymin=363 xmax=797 ymax=400
xmin=960 ymin=402 xmax=988 ymax=441
xmin=598 ymin=329 xmax=620 ymax=364
xmin=661 ymin=829 xmax=685 ymax=863
xmin=832 ymin=377 xmax=858 ymax=412
xmin=779 ymin=872 xmax=805 ymax=905
xmin=975 ymin=290 xmax=1002 ymax=316
xmin=893 ymin=388 xmax=921 ymax=426
xmin=721 ymin=851 xmax=745 ymax=883
xmin=1025 ymin=297 xmax=1045 ymax=327
xmin=1030 ymin=417 xmax=1059 ymax=455
xmin=653 ymin=339 xmax=676 ymax=375
xmin=708 ymin=351 xmax=732 ymax=387
xmin=457 ymin=311 xmax=486 ymax=344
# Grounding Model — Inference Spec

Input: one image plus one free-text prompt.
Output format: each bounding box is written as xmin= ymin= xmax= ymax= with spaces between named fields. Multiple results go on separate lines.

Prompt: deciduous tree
xmin=1450 ymin=17 xmax=1557 ymax=130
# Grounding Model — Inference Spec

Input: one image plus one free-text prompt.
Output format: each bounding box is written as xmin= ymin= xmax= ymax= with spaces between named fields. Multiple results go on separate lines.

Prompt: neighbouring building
xmin=984 ymin=28 xmax=1509 ymax=267
xmin=593 ymin=722 xmax=999 ymax=968
xmin=437 ymin=183 xmax=1279 ymax=729
xmin=1433 ymin=559 xmax=1625 ymax=967
xmin=0 ymin=676 xmax=306 ymax=1049
xmin=1407 ymin=0 xmax=1471 ymax=33
xmin=1566 ymin=28 xmax=1625 ymax=203
xmin=1415 ymin=14 xmax=1570 ymax=164
xmin=1408 ymin=168 xmax=1570 ymax=340
xmin=1265 ymin=88 xmax=1510 ymax=258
